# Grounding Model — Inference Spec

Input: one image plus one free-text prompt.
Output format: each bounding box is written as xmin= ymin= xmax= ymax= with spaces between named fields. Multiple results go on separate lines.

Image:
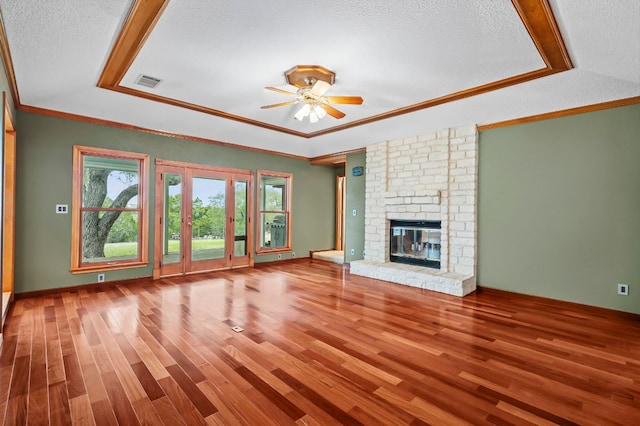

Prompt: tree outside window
xmin=71 ymin=146 xmax=149 ymax=273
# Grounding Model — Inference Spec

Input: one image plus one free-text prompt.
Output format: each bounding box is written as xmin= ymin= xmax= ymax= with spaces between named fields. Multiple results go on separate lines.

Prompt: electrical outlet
xmin=231 ymin=326 xmax=244 ymax=333
xmin=277 ymin=253 xmax=282 ymax=260
xmin=350 ymin=248 xmax=355 ymax=256
xmin=618 ymin=283 xmax=629 ymax=296
xmin=97 ymin=273 xmax=105 ymax=283
xmin=291 ymin=252 xmax=296 ymax=258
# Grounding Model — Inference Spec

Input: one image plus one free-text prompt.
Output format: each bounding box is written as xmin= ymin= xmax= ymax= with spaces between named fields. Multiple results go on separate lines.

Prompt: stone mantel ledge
xmin=384 ymin=190 xmax=440 ymax=205
xmin=350 ymin=260 xmax=476 ymax=297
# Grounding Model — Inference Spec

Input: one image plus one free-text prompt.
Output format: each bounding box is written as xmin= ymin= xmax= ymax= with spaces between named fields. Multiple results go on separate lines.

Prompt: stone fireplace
xmin=350 ymin=125 xmax=478 ymax=296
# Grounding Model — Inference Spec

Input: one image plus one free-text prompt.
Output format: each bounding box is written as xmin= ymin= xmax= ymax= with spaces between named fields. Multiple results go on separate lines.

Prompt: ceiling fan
xmin=261 ymin=65 xmax=363 ymax=122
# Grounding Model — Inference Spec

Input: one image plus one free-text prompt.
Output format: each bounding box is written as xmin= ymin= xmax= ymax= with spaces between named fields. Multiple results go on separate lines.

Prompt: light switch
xmin=352 ymin=209 xmax=357 ymax=216
xmin=56 ymin=204 xmax=68 ymax=214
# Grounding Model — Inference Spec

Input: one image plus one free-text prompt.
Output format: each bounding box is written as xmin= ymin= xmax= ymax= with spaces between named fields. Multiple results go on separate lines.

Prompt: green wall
xmin=10 ymin=83 xmax=640 ymax=315
xmin=478 ymin=104 xmax=640 ymax=314
xmin=15 ymin=111 xmax=337 ymax=293
xmin=344 ymin=152 xmax=366 ymax=263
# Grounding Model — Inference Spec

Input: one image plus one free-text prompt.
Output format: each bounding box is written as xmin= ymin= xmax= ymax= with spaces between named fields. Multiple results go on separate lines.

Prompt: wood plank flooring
xmin=1 ymin=259 xmax=639 ymax=425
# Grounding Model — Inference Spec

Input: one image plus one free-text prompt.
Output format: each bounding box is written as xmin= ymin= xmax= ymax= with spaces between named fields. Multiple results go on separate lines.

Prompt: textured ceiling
xmin=121 ymin=0 xmax=541 ymax=128
xmin=0 ymin=0 xmax=638 ymax=158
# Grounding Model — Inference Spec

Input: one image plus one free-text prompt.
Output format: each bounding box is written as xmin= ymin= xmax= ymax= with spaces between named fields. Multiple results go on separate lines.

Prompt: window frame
xmin=256 ymin=170 xmax=292 ymax=254
xmin=71 ymin=145 xmax=150 ymax=273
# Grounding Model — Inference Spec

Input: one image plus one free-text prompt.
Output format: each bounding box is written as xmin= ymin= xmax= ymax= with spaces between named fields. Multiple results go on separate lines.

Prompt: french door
xmin=154 ymin=161 xmax=253 ymax=278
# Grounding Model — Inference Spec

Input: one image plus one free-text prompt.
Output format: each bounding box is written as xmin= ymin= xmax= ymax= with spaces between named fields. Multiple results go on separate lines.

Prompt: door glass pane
xmin=192 ymin=177 xmax=226 ymax=261
xmin=234 ymin=181 xmax=247 ymax=257
xmin=163 ymin=173 xmax=182 ymax=265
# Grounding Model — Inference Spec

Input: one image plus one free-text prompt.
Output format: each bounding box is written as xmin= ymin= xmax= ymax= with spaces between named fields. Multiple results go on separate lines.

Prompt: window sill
xmin=256 ymin=247 xmax=291 ymax=255
xmin=70 ymin=261 xmax=149 ymax=274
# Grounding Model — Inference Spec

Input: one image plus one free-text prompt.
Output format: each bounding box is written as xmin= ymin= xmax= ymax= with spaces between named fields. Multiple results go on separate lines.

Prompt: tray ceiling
xmin=0 ymin=0 xmax=638 ymax=158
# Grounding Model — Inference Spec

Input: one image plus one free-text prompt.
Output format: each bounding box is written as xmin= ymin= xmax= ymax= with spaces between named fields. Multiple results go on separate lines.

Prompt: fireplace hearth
xmin=389 ymin=220 xmax=441 ymax=269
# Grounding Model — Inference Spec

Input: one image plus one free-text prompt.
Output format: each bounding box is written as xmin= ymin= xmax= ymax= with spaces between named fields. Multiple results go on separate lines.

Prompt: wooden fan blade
xmin=265 ymin=86 xmax=298 ymax=96
xmin=325 ymin=96 xmax=363 ymax=105
xmin=261 ymin=100 xmax=298 ymax=109
xmin=310 ymin=80 xmax=331 ymax=96
xmin=321 ymin=104 xmax=346 ymax=119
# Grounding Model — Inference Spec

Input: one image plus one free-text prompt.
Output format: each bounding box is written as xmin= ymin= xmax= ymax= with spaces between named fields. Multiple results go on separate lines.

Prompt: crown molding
xmin=478 ymin=96 xmax=640 ymax=131
xmin=0 ymin=11 xmax=19 ymax=107
xmin=18 ymin=104 xmax=308 ymax=161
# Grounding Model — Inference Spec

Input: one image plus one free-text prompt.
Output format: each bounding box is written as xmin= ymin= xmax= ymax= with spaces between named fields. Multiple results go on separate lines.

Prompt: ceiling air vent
xmin=135 ymin=74 xmax=162 ymax=89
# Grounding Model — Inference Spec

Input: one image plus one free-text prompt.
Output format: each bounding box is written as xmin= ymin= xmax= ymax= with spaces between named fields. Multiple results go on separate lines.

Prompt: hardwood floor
xmin=1 ymin=259 xmax=639 ymax=425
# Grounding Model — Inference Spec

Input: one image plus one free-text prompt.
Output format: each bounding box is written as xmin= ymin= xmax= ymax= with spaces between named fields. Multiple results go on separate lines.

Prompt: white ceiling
xmin=0 ymin=0 xmax=638 ymax=158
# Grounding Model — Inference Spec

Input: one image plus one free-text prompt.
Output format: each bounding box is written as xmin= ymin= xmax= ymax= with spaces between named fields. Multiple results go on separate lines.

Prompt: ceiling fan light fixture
xmin=262 ymin=65 xmax=363 ymax=123
xmin=314 ymin=105 xmax=327 ymax=119
xmin=294 ymin=103 xmax=311 ymax=121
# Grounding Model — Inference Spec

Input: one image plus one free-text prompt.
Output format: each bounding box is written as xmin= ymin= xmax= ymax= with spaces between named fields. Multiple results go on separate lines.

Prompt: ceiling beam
xmin=0 ymin=12 xmax=20 ymax=107
xmin=97 ymin=0 xmax=170 ymax=88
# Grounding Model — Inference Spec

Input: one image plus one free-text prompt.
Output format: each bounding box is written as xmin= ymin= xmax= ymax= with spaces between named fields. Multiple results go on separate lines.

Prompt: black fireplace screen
xmin=389 ymin=220 xmax=441 ymax=268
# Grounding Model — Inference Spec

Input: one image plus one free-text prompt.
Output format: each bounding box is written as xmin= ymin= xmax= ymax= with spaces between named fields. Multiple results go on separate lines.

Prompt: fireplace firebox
xmin=389 ymin=220 xmax=441 ymax=268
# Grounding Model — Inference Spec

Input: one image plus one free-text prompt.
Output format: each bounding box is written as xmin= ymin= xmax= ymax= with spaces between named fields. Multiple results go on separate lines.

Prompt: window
xmin=71 ymin=146 xmax=149 ymax=273
xmin=257 ymin=170 xmax=291 ymax=253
